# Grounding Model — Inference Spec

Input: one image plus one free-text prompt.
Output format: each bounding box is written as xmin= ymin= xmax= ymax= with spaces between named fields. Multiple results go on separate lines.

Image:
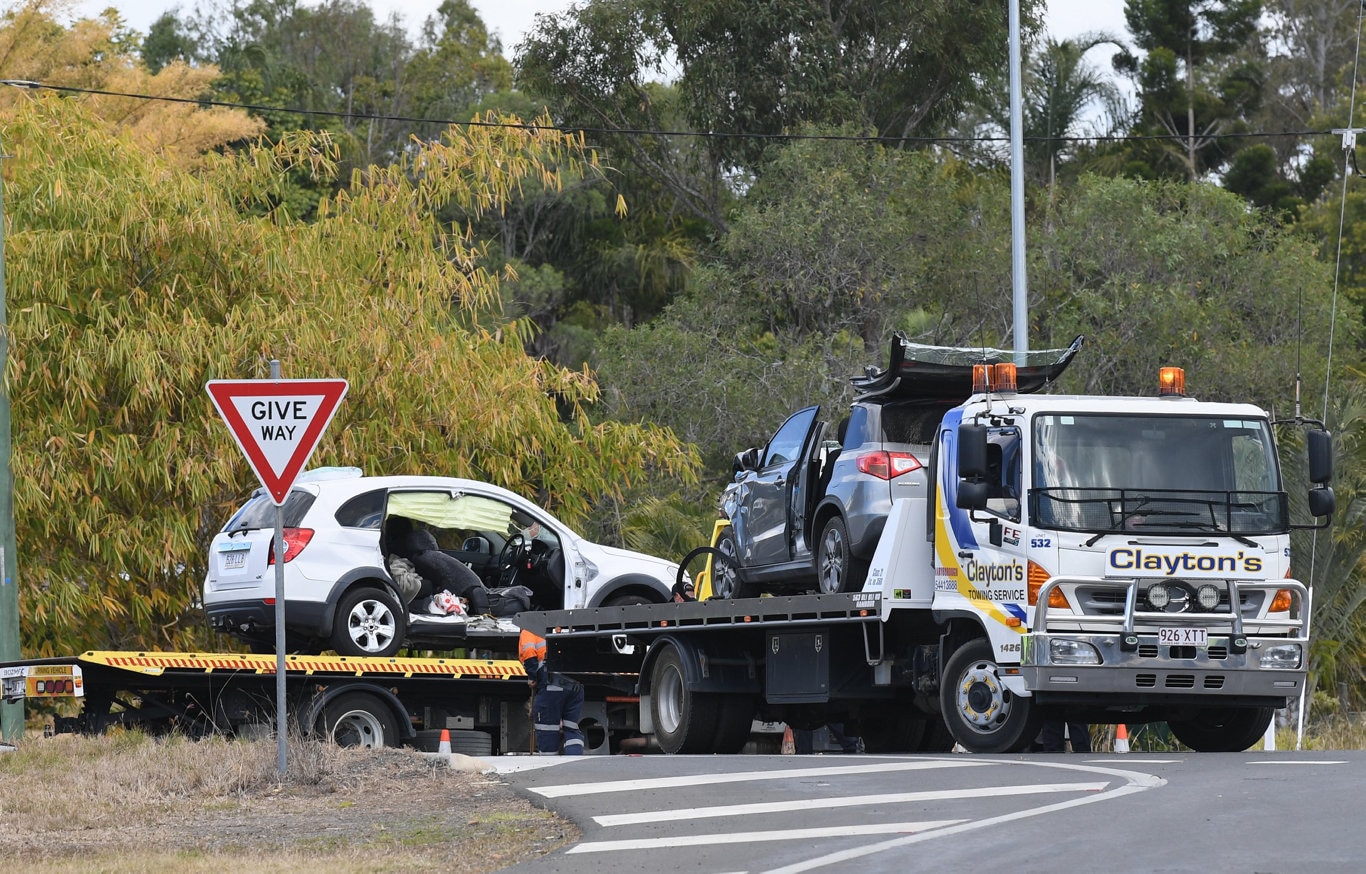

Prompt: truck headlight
xmin=1261 ymin=643 xmax=1302 ymax=670
xmin=1050 ymin=638 xmax=1102 ymax=665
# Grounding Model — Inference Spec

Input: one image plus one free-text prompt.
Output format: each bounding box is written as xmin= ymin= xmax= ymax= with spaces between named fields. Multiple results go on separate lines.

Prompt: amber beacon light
xmin=1158 ymin=366 xmax=1186 ymax=397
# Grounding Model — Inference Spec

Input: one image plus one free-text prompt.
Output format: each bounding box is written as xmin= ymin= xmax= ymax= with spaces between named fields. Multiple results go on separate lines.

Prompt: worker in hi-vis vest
xmin=518 ymin=628 xmax=585 ymax=755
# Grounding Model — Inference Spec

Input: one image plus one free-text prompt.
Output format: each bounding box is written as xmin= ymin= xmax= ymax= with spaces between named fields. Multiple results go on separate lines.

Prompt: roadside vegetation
xmin=0 ymin=0 xmax=1364 ymax=724
xmin=0 ymin=730 xmax=573 ymax=872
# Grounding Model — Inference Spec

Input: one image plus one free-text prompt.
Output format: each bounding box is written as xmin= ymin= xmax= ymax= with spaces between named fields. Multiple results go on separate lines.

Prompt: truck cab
xmin=936 ymin=361 xmax=1332 ymax=752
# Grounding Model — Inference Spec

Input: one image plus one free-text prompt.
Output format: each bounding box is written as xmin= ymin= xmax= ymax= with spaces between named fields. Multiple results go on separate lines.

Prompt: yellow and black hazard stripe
xmin=81 ymin=651 xmax=526 ymax=680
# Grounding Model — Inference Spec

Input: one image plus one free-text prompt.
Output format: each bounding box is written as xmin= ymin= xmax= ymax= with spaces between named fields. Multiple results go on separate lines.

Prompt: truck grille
xmin=1082 ymin=584 xmax=1265 ymax=616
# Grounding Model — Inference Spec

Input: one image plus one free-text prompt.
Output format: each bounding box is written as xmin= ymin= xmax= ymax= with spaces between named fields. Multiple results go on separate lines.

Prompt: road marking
xmin=566 ymin=820 xmax=967 ymax=854
xmin=1246 ymin=759 xmax=1347 ymax=765
xmin=530 ymin=757 xmax=992 ymax=798
xmin=761 ymin=760 xmax=1166 ymax=873
xmin=593 ymin=781 xmax=1108 ymax=826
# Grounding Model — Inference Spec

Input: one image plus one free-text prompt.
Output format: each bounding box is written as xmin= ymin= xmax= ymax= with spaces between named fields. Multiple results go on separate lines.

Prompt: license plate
xmin=222 ymin=552 xmax=247 ymax=570
xmin=1159 ymin=627 xmax=1208 ymax=646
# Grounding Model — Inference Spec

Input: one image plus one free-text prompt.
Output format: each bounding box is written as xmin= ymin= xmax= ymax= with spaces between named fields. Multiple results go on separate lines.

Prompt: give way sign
xmin=206 ymin=379 xmax=349 ymax=504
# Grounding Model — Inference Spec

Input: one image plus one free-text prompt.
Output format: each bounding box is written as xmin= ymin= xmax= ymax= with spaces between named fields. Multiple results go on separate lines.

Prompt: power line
xmin=2 ymin=79 xmax=1344 ymax=149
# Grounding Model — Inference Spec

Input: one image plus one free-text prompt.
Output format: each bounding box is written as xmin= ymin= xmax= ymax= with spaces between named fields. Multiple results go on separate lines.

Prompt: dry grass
xmin=0 ymin=731 xmax=575 ymax=873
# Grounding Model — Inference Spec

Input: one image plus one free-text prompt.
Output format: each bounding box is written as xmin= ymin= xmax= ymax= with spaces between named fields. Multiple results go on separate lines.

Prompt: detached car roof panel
xmin=850 ymin=333 xmax=1084 ymax=401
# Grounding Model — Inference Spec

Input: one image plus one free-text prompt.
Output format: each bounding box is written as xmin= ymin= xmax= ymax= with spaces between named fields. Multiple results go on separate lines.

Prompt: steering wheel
xmin=498 ymin=532 xmax=532 ymax=575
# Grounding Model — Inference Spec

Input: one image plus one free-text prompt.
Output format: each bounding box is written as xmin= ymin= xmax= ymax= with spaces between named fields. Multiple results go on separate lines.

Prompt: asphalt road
xmin=489 ymin=750 xmax=1363 ymax=874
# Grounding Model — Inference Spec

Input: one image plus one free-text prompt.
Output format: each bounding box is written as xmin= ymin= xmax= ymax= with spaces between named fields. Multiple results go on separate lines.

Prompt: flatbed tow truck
xmin=516 ymin=337 xmax=1334 ymax=754
xmin=1 ymin=649 xmax=634 ymax=755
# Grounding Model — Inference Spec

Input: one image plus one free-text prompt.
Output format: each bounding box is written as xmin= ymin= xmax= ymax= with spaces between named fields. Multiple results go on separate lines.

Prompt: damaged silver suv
xmin=714 ymin=334 xmax=1082 ymax=597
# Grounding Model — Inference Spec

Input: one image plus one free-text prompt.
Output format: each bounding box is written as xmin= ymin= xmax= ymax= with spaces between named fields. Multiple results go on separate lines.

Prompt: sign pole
xmin=205 ymin=368 xmax=348 ymax=779
xmin=269 ymin=359 xmax=287 ymax=777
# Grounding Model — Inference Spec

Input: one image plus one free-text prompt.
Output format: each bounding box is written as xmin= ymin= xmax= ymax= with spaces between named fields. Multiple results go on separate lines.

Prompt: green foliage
xmin=595 ymin=297 xmax=865 ymax=475
xmin=516 ymin=0 xmax=1046 ymax=230
xmin=1112 ymin=0 xmax=1265 ymax=180
xmin=167 ymin=0 xmax=512 ymax=175
xmin=1285 ymin=381 xmax=1366 ymax=712
xmin=1031 ymin=174 xmax=1347 ymax=403
xmin=953 ymin=34 xmax=1129 ymax=187
xmin=4 ymin=95 xmax=697 ymax=656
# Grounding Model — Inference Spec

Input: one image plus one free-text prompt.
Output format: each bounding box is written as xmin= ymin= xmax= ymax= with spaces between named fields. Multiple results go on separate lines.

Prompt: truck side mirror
xmin=958 ymin=424 xmax=989 ymax=479
xmin=957 ymin=480 xmax=988 ymax=511
xmin=956 ymin=424 xmax=989 ymax=511
xmin=1309 ymin=486 xmax=1335 ymax=519
xmin=1307 ymin=429 xmax=1333 ymax=485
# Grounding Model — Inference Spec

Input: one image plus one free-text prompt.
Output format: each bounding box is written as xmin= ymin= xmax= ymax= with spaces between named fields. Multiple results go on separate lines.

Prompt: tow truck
xmin=517 ymin=336 xmax=1333 ymax=754
xmin=1 ymin=649 xmax=634 ymax=755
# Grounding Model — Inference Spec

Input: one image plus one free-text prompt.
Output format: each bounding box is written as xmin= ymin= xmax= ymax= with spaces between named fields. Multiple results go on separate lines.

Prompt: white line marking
xmin=761 ymin=759 xmax=1166 ymax=873
xmin=1246 ymin=759 xmax=1346 ymax=765
xmin=566 ymin=820 xmax=967 ymax=854
xmin=593 ymin=781 xmax=1108 ymax=826
xmin=530 ymin=757 xmax=991 ymax=798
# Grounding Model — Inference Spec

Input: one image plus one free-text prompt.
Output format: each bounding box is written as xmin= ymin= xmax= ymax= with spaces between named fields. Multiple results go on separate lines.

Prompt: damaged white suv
xmin=204 ymin=469 xmax=681 ymax=657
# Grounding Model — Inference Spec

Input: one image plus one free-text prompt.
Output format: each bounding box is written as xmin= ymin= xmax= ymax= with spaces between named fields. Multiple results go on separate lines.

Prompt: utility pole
xmin=0 ymin=123 xmax=20 ymax=742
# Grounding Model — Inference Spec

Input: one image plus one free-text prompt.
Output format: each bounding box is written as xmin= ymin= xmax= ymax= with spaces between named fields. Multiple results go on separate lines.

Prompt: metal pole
xmin=271 ymin=359 xmax=287 ymax=777
xmin=0 ymin=127 xmax=20 ymax=742
xmin=1008 ymin=0 xmax=1029 ymax=361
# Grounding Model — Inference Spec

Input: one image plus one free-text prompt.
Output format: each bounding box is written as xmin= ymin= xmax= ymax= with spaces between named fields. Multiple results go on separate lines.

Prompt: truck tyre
xmin=650 ymin=644 xmax=719 ymax=754
xmin=940 ymin=638 xmax=1040 ymax=753
xmin=415 ymin=727 xmax=493 ymax=755
xmin=331 ymin=587 xmax=404 ymax=657
xmin=711 ymin=696 xmax=756 ymax=754
xmin=1168 ymin=706 xmax=1274 ymax=752
xmin=318 ymin=692 xmax=399 ymax=749
xmin=816 ymin=517 xmax=866 ymax=594
xmin=712 ymin=530 xmax=759 ymax=600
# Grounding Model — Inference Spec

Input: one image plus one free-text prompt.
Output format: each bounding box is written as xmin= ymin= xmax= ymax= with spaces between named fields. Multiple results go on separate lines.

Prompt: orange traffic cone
xmin=781 ymin=725 xmax=796 ymax=755
xmin=1114 ymin=723 xmax=1130 ymax=754
xmin=438 ymin=728 xmax=452 ymax=756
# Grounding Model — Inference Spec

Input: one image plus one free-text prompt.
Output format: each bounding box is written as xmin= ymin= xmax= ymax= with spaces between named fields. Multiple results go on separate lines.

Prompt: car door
xmin=739 ymin=405 xmax=822 ymax=566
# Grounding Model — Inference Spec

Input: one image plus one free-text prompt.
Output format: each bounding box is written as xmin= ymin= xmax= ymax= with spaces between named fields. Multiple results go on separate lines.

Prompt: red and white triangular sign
xmin=206 ymin=379 xmax=349 ymax=504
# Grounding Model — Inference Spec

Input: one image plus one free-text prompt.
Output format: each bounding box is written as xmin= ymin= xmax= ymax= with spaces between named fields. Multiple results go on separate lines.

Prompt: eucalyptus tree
xmin=517 ymin=0 xmax=1046 ymax=235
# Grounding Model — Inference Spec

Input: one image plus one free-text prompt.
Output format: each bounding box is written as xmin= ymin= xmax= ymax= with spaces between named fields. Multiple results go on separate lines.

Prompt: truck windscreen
xmin=1029 ymin=413 xmax=1287 ymax=536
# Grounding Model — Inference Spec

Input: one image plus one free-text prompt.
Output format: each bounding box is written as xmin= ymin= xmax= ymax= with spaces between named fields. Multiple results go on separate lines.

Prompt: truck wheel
xmin=1168 ymin=706 xmax=1273 ymax=752
xmin=712 ymin=529 xmax=758 ymax=600
xmin=318 ymin=692 xmax=399 ymax=749
xmin=816 ymin=517 xmax=866 ymax=594
xmin=940 ymin=638 xmax=1040 ymax=753
xmin=650 ymin=644 xmax=719 ymax=754
xmin=711 ymin=696 xmax=756 ymax=754
xmin=331 ymin=587 xmax=404 ymax=657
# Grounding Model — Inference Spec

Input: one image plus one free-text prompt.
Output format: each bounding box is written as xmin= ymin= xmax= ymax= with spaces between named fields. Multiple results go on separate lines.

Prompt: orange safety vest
xmin=518 ymin=628 xmax=546 ymax=667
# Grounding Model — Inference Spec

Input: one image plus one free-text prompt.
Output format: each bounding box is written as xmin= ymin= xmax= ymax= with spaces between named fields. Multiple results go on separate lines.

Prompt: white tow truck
xmin=518 ymin=337 xmax=1334 ymax=753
